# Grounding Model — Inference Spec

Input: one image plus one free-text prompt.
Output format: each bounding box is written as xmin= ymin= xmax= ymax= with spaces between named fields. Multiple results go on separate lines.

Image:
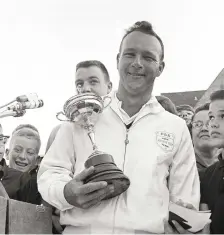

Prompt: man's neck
xmin=195 ymin=147 xmax=217 ymax=167
xmin=116 ymin=86 xmax=152 ymax=117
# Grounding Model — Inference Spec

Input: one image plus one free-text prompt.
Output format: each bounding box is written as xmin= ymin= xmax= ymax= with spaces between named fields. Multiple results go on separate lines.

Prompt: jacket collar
xmin=109 ymin=91 xmax=164 ymax=124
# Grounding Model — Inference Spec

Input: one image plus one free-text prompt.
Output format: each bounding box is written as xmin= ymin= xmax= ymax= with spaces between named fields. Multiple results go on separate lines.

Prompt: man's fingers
xmin=79 ymin=181 xmax=108 ymax=194
xmin=82 ymin=190 xmax=111 ymax=209
xmin=82 ymin=185 xmax=114 ymax=204
xmin=75 ymin=167 xmax=95 ymax=182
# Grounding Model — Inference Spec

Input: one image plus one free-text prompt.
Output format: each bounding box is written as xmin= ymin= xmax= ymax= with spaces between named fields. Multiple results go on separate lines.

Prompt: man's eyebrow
xmin=88 ymin=76 xmax=99 ymax=79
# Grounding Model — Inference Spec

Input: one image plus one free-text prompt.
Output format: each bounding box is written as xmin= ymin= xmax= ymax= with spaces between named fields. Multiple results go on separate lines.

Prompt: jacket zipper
xmin=110 ymin=108 xmax=150 ymax=232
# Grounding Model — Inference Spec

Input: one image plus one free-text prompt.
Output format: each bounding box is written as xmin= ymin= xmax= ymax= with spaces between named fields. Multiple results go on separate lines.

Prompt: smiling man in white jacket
xmin=37 ymin=21 xmax=200 ymax=234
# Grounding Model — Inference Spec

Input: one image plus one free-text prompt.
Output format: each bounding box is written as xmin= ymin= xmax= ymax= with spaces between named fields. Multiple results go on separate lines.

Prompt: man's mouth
xmin=128 ymin=72 xmax=145 ymax=77
xmin=15 ymin=161 xmax=28 ymax=167
xmin=210 ymin=131 xmax=221 ymax=137
xmin=200 ymin=134 xmax=210 ymax=139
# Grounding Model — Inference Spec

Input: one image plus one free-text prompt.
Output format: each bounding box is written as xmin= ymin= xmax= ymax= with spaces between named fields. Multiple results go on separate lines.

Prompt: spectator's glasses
xmin=192 ymin=120 xmax=210 ymax=129
xmin=0 ymin=134 xmax=9 ymax=144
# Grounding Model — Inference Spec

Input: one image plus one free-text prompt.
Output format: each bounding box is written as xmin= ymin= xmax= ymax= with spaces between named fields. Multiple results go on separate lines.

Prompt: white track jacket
xmin=37 ymin=93 xmax=200 ymax=234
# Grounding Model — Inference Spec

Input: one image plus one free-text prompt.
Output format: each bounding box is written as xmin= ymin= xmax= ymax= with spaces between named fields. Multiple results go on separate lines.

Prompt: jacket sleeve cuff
xmin=49 ymin=181 xmax=74 ymax=211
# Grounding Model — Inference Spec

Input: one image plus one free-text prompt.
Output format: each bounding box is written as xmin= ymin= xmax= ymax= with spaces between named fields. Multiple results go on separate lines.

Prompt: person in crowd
xmin=191 ymin=103 xmax=219 ymax=180
xmin=0 ymin=124 xmax=9 ymax=179
xmin=156 ymin=95 xmax=178 ymax=115
xmin=177 ymin=104 xmax=195 ymax=126
xmin=0 ymin=124 xmax=9 ymax=167
xmin=44 ymin=60 xmax=113 ymax=234
xmin=5 ymin=124 xmax=41 ymax=173
xmin=38 ymin=21 xmax=200 ymax=234
xmin=200 ymin=90 xmax=224 ymax=234
xmin=0 ymin=124 xmax=42 ymax=204
xmin=45 ymin=60 xmax=113 ymax=154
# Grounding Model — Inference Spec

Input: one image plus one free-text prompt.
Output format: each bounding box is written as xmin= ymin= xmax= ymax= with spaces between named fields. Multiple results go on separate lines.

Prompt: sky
xmin=0 ymin=0 xmax=224 ymax=154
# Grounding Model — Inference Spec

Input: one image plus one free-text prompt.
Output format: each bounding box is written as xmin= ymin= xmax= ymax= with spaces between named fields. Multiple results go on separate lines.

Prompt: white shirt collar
xmin=113 ymin=92 xmax=160 ymax=125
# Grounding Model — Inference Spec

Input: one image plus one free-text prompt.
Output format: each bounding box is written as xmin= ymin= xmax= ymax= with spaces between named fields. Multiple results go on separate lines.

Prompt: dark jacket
xmin=0 ymin=159 xmax=41 ymax=205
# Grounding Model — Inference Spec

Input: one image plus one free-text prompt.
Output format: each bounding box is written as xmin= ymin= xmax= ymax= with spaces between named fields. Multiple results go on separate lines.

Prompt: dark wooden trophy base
xmin=84 ymin=151 xmax=130 ymax=200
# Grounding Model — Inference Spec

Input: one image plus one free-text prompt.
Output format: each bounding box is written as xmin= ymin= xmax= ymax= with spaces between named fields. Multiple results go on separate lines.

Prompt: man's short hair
xmin=176 ymin=104 xmax=195 ymax=113
xmin=192 ymin=103 xmax=210 ymax=122
xmin=156 ymin=95 xmax=177 ymax=115
xmin=76 ymin=60 xmax=110 ymax=83
xmin=119 ymin=21 xmax=164 ymax=61
xmin=210 ymin=90 xmax=224 ymax=102
xmin=11 ymin=124 xmax=41 ymax=152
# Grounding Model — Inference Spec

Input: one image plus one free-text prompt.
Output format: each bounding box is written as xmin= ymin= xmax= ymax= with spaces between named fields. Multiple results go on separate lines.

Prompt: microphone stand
xmin=0 ymin=100 xmax=26 ymax=119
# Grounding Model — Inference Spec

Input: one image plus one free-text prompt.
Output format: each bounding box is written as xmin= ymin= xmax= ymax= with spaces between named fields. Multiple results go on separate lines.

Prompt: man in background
xmin=177 ymin=104 xmax=195 ymax=126
xmin=45 ymin=60 xmax=112 ymax=153
xmin=191 ymin=103 xmax=218 ymax=179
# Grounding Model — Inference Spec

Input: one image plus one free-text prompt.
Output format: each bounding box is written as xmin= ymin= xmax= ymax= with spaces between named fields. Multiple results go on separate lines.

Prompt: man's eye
xmin=90 ymin=80 xmax=98 ymax=85
xmin=14 ymin=148 xmax=21 ymax=153
xmin=27 ymin=151 xmax=35 ymax=155
xmin=209 ymin=115 xmax=214 ymax=121
xmin=76 ymin=83 xmax=83 ymax=88
xmin=124 ymin=52 xmax=135 ymax=57
xmin=221 ymin=114 xmax=224 ymax=119
xmin=144 ymin=56 xmax=155 ymax=61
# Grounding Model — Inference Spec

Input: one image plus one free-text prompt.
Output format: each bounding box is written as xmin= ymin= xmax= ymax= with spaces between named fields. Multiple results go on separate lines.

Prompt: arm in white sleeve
xmin=168 ymin=123 xmax=200 ymax=210
xmin=37 ymin=122 xmax=76 ymax=211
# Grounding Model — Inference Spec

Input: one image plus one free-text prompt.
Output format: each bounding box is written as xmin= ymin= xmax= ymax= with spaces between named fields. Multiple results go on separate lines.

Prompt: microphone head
xmin=16 ymin=95 xmax=29 ymax=102
xmin=38 ymin=99 xmax=44 ymax=108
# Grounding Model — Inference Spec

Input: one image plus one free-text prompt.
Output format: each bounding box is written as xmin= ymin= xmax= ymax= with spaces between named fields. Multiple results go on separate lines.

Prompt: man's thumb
xmin=75 ymin=166 xmax=95 ymax=182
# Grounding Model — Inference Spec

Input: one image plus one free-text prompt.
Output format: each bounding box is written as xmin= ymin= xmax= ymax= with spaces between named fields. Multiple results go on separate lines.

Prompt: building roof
xmin=195 ymin=68 xmax=224 ymax=108
xmin=161 ymin=90 xmax=205 ymax=107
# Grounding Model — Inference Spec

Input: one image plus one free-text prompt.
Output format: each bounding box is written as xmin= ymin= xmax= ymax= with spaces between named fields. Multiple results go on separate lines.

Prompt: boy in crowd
xmin=201 ymin=90 xmax=224 ymax=233
xmin=191 ymin=103 xmax=218 ymax=179
xmin=1 ymin=124 xmax=42 ymax=204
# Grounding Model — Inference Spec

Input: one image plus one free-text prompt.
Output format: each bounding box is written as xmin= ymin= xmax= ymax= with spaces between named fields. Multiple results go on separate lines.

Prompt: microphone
xmin=8 ymin=93 xmax=44 ymax=111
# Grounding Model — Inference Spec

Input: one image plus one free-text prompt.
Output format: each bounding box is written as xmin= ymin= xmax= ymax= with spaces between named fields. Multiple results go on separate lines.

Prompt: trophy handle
xmin=56 ymin=111 xmax=69 ymax=121
xmin=102 ymin=96 xmax=112 ymax=109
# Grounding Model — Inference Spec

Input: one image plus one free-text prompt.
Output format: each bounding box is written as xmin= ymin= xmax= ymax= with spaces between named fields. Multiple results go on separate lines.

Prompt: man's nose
xmin=18 ymin=151 xmax=26 ymax=160
xmin=81 ymin=83 xmax=92 ymax=93
xmin=210 ymin=121 xmax=219 ymax=129
xmin=132 ymin=55 xmax=143 ymax=69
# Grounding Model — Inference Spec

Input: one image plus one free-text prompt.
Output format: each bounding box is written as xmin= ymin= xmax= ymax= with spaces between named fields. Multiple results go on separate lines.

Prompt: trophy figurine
xmin=56 ymin=92 xmax=130 ymax=200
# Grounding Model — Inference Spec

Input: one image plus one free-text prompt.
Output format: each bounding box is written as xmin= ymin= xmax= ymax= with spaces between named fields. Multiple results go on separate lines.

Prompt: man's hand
xmin=165 ymin=201 xmax=210 ymax=234
xmin=64 ymin=166 xmax=114 ymax=209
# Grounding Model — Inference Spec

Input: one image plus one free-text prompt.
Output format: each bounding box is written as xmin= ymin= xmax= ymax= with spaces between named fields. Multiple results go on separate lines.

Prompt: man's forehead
xmin=194 ymin=110 xmax=209 ymax=121
xmin=76 ymin=66 xmax=103 ymax=80
xmin=14 ymin=127 xmax=38 ymax=136
xmin=121 ymin=31 xmax=162 ymax=55
xmin=179 ymin=110 xmax=194 ymax=114
xmin=11 ymin=135 xmax=39 ymax=148
xmin=210 ymin=100 xmax=224 ymax=111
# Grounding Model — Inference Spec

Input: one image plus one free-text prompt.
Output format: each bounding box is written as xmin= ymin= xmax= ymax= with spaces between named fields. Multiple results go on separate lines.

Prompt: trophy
xmin=56 ymin=92 xmax=130 ymax=200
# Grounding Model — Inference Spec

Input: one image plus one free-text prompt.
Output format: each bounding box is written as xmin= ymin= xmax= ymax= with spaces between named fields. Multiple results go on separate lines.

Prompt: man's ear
xmin=116 ymin=53 xmax=120 ymax=70
xmin=107 ymin=82 xmax=113 ymax=94
xmin=5 ymin=149 xmax=9 ymax=160
xmin=156 ymin=61 xmax=165 ymax=77
xmin=36 ymin=155 xmax=42 ymax=166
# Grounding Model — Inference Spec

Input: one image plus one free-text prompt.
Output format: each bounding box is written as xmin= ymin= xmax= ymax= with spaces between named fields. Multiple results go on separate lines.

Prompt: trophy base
xmin=84 ymin=152 xmax=130 ymax=200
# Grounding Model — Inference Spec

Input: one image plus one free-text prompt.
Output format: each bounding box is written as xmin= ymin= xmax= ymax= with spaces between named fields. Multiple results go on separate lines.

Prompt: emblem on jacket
xmin=156 ymin=131 xmax=174 ymax=152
